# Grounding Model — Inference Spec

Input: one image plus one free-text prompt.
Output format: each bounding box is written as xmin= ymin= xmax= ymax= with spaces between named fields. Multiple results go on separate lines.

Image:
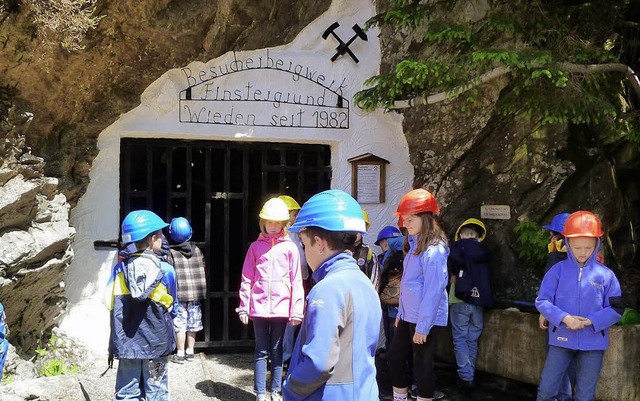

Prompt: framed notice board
xmin=348 ymin=153 xmax=390 ymax=204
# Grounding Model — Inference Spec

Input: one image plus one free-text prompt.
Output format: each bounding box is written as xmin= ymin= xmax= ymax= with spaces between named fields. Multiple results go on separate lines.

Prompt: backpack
xmin=379 ymin=251 xmax=404 ymax=306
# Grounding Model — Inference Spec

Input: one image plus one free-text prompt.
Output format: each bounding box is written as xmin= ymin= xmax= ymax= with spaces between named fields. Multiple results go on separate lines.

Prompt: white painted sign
xmin=481 ymin=205 xmax=511 ymax=219
xmin=356 ymin=164 xmax=381 ymax=203
xmin=179 ymin=50 xmax=349 ymax=129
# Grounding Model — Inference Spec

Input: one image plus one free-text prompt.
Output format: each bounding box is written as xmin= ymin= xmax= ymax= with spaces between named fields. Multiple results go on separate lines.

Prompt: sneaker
xmin=433 ymin=390 xmax=445 ymax=400
xmin=256 ymin=394 xmax=267 ymax=401
xmin=170 ymin=354 xmax=185 ymax=364
xmin=457 ymin=377 xmax=475 ymax=390
xmin=185 ymin=353 xmax=195 ymax=362
xmin=271 ymin=392 xmax=283 ymax=401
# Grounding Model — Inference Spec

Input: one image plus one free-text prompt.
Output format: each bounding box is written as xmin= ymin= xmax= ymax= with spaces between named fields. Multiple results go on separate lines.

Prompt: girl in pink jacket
xmin=237 ymin=197 xmax=304 ymax=401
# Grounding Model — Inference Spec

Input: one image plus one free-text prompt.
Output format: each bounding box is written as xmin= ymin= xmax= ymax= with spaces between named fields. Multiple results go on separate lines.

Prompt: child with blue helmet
xmin=104 ymin=210 xmax=178 ymax=401
xmin=283 ymin=190 xmax=381 ymax=401
xmin=167 ymin=217 xmax=207 ymax=364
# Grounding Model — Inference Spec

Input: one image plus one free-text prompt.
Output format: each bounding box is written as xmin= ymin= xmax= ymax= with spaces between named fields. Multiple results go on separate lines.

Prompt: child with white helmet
xmin=236 ymin=197 xmax=304 ymax=401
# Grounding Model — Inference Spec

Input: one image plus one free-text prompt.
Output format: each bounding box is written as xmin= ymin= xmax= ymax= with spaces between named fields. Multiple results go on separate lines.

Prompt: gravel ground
xmin=0 ymin=351 xmax=538 ymax=400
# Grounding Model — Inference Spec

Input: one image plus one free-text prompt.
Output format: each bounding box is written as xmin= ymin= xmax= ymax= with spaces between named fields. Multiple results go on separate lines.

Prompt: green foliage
xmin=513 ymin=221 xmax=549 ymax=270
xmin=39 ymin=359 xmax=79 ymax=377
xmin=34 ymin=334 xmax=79 ymax=377
xmin=358 ymin=0 xmax=640 ymax=142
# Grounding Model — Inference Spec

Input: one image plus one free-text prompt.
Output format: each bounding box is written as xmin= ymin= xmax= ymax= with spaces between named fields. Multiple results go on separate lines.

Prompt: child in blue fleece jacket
xmin=535 ymin=211 xmax=623 ymax=401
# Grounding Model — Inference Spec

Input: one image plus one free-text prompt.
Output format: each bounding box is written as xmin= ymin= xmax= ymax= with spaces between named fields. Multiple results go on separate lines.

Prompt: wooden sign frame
xmin=348 ymin=153 xmax=390 ymax=204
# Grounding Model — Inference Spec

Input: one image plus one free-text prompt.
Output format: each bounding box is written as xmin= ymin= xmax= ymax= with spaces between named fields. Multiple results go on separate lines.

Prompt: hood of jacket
xmin=170 ymin=241 xmax=194 ymax=258
xmin=565 ymin=237 xmax=601 ymax=268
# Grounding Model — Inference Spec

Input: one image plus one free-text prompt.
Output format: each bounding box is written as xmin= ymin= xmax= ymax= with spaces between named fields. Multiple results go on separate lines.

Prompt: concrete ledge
xmin=435 ymin=308 xmax=640 ymax=401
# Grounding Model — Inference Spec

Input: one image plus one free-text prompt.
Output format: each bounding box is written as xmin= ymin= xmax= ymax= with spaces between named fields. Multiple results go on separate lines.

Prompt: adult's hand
xmin=239 ymin=313 xmax=249 ymax=325
xmin=290 ymin=318 xmax=302 ymax=326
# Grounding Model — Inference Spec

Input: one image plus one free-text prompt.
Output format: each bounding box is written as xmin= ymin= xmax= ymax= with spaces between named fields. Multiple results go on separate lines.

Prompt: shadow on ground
xmin=195 ymin=380 xmax=216 ymax=397
xmin=211 ymin=381 xmax=255 ymax=401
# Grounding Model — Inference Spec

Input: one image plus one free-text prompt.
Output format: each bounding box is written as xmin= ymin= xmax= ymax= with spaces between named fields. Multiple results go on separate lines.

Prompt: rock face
xmin=376 ymin=3 xmax=640 ymax=306
xmin=0 ymin=94 xmax=76 ymax=354
xmin=0 ymin=0 xmax=330 ymax=354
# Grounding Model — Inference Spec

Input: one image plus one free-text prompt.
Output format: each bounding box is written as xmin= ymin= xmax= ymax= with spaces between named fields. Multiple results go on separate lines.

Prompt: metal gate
xmin=120 ymin=138 xmax=332 ymax=348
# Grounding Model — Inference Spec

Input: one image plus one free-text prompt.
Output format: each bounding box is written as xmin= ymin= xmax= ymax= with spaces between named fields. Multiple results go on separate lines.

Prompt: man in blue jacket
xmin=283 ymin=190 xmax=381 ymax=401
xmin=535 ymin=211 xmax=623 ymax=401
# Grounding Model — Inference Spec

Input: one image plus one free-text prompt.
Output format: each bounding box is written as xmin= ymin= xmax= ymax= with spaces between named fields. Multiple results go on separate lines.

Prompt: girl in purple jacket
xmin=535 ymin=211 xmax=623 ymax=401
xmin=388 ymin=189 xmax=449 ymax=401
xmin=236 ymin=197 xmax=304 ymax=401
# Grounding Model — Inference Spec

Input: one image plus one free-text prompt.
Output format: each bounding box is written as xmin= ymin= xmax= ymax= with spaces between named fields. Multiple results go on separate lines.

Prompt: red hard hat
xmin=562 ymin=211 xmax=604 ymax=238
xmin=394 ymin=189 xmax=440 ymax=216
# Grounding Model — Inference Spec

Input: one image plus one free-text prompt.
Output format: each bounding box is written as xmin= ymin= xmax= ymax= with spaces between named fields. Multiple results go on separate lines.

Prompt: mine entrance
xmin=120 ymin=138 xmax=332 ymax=348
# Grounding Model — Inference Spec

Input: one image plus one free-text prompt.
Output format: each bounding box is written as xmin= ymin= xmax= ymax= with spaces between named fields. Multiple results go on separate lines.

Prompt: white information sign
xmin=357 ymin=164 xmax=381 ymax=203
xmin=481 ymin=205 xmax=511 ymax=220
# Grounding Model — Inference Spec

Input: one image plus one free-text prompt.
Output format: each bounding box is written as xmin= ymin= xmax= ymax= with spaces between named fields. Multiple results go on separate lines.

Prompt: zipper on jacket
xmin=577 ymin=266 xmax=583 ymax=349
xmin=268 ymin=237 xmax=274 ymax=314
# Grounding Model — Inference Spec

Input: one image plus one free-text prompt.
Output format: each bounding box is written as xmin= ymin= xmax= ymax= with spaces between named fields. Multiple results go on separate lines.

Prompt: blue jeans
xmin=115 ymin=357 xmax=169 ymax=401
xmin=450 ymin=302 xmax=483 ymax=382
xmin=546 ymin=334 xmax=575 ymax=401
xmin=537 ymin=345 xmax=604 ymax=401
xmin=253 ymin=317 xmax=288 ymax=395
xmin=283 ymin=322 xmax=295 ymax=362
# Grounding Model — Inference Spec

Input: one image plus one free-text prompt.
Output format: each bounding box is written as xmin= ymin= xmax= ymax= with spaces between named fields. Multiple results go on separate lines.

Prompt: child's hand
xmin=538 ymin=315 xmax=549 ymax=330
xmin=239 ymin=313 xmax=249 ymax=325
xmin=562 ymin=315 xmax=585 ymax=330
xmin=290 ymin=318 xmax=302 ymax=326
xmin=413 ymin=332 xmax=427 ymax=344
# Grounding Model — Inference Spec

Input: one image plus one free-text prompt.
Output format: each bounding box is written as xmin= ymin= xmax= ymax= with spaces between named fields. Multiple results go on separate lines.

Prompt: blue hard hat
xmin=121 ymin=210 xmax=169 ymax=244
xmin=543 ymin=213 xmax=571 ymax=233
xmin=289 ymin=189 xmax=366 ymax=233
xmin=169 ymin=217 xmax=192 ymax=243
xmin=375 ymin=225 xmax=401 ymax=245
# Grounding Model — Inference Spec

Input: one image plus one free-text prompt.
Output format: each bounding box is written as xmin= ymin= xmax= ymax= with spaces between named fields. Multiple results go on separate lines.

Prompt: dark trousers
xmin=387 ymin=320 xmax=441 ymax=398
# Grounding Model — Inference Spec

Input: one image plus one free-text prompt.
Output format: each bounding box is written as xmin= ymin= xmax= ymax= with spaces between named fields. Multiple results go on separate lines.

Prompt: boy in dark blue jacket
xmin=535 ymin=211 xmax=623 ymax=401
xmin=447 ymin=218 xmax=493 ymax=390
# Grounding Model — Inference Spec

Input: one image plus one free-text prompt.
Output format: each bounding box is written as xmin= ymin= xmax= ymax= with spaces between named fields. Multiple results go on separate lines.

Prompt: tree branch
xmin=387 ymin=62 xmax=640 ymax=110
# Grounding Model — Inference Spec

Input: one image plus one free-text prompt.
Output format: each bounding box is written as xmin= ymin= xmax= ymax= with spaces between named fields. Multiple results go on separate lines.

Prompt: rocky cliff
xmin=0 ymin=0 xmax=638 ymax=362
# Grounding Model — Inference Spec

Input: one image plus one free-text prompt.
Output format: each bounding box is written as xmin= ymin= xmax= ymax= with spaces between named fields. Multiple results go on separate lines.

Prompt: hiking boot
xmin=170 ymin=354 xmax=185 ymax=364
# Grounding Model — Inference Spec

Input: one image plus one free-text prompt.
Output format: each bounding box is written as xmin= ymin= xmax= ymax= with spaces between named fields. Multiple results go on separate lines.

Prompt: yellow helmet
xmin=362 ymin=209 xmax=371 ymax=231
xmin=454 ymin=218 xmax=487 ymax=242
xmin=278 ymin=195 xmax=301 ymax=211
xmin=259 ymin=198 xmax=290 ymax=221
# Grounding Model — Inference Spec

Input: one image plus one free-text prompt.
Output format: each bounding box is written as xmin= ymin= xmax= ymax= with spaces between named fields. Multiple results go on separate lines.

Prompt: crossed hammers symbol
xmin=322 ymin=22 xmax=368 ymax=63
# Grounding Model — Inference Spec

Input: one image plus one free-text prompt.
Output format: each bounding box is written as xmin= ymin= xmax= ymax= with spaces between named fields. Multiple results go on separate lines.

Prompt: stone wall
xmin=0 ymin=95 xmax=75 ymax=354
xmin=436 ymin=309 xmax=640 ymax=401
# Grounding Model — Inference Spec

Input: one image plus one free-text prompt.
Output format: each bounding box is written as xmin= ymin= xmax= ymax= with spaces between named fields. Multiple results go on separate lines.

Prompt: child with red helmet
xmin=387 ymin=189 xmax=449 ymax=401
xmin=535 ymin=211 xmax=623 ymax=401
